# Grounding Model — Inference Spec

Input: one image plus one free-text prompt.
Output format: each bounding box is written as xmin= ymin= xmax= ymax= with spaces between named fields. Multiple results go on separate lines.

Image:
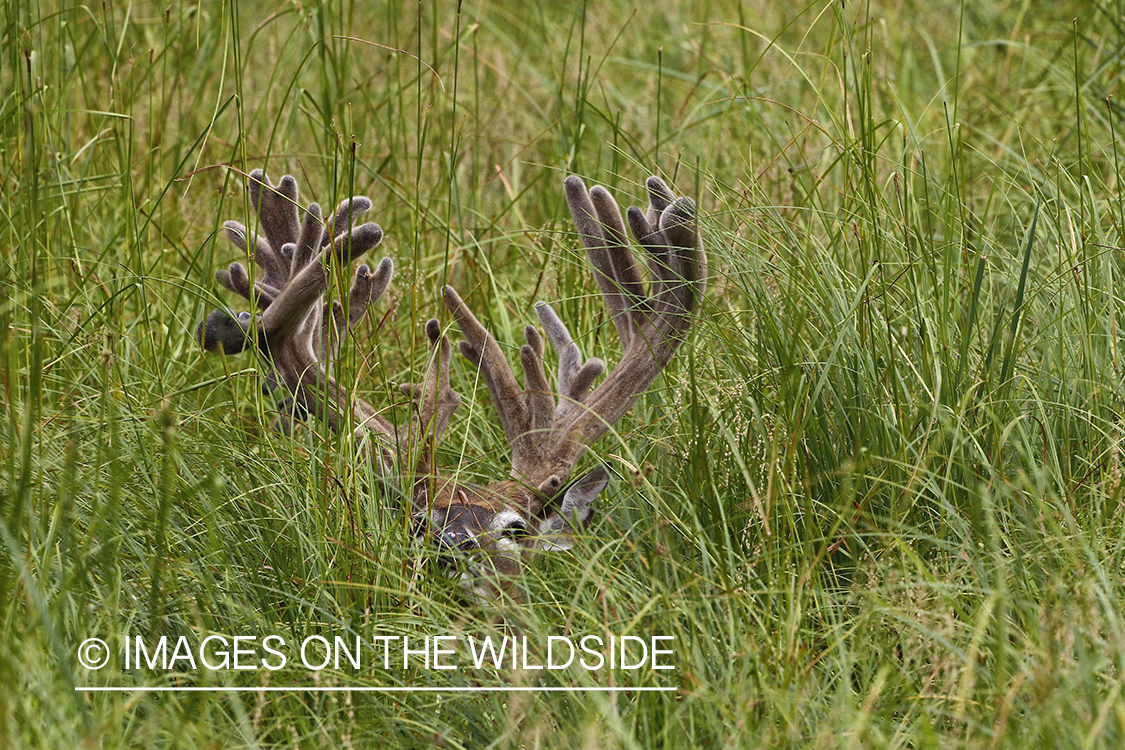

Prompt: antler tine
xmin=564 ymin=177 xmax=646 ymax=350
xmin=534 ymin=303 xmax=605 ymax=425
xmin=249 ymin=170 xmax=300 ymax=255
xmin=624 ymin=177 xmax=706 ymax=330
xmin=443 ymin=286 xmax=565 ymax=484
xmin=197 ymin=307 xmax=255 ymax=354
xmin=405 ymin=319 xmax=463 ymax=497
xmin=349 ymin=260 xmax=393 ymax=326
xmin=259 ymin=212 xmax=383 ymax=343
xmin=214 ymin=261 xmax=279 ymax=311
xmin=519 ymin=324 xmax=555 ymax=434
xmin=218 ymin=170 xmax=297 ymax=294
xmin=312 ymin=196 xmax=385 ymax=359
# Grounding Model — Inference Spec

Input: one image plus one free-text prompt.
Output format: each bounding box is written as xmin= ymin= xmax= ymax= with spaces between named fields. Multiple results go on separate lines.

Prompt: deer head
xmin=197 ymin=169 xmax=705 ymax=603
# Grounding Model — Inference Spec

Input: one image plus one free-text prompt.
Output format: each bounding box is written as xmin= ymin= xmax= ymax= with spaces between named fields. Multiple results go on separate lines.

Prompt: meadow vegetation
xmin=3 ymin=0 xmax=1125 ymax=746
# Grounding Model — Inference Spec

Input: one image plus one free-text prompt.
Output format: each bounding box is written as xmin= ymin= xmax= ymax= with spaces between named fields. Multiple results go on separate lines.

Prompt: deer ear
xmin=537 ymin=466 xmax=610 ymax=551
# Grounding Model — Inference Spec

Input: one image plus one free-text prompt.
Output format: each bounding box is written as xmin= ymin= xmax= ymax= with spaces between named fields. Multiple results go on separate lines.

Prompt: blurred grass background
xmin=4 ymin=0 xmax=1125 ymax=747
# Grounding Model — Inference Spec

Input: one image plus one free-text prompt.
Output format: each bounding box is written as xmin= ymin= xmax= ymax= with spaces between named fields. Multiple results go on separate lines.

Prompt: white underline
xmin=75 ymin=686 xmax=676 ymax=693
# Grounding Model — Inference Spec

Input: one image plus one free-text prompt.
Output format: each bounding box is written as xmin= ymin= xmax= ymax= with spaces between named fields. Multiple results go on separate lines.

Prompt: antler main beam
xmin=443 ymin=175 xmax=705 ymax=512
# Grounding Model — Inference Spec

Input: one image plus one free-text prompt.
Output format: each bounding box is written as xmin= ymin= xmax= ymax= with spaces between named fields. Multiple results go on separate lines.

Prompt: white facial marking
xmin=489 ymin=508 xmax=530 ymax=552
xmin=490 ymin=508 xmax=526 ymax=531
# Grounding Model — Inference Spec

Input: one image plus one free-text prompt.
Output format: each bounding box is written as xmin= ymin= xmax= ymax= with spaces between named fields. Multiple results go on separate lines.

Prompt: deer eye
xmin=503 ymin=521 xmax=530 ymax=540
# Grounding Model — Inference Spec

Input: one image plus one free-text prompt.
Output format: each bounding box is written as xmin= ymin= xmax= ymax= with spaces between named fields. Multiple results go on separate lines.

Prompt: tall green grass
xmin=4 ymin=0 xmax=1125 ymax=747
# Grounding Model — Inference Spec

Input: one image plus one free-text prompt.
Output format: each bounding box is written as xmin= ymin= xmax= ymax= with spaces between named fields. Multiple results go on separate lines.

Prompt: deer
xmin=196 ymin=168 xmax=705 ymax=602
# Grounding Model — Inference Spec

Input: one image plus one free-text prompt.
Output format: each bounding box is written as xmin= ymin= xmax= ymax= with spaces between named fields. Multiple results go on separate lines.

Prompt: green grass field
xmin=4 ymin=0 xmax=1125 ymax=746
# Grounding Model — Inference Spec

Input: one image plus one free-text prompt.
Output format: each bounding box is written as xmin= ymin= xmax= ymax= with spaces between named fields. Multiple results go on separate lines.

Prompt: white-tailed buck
xmin=197 ymin=169 xmax=705 ymax=601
